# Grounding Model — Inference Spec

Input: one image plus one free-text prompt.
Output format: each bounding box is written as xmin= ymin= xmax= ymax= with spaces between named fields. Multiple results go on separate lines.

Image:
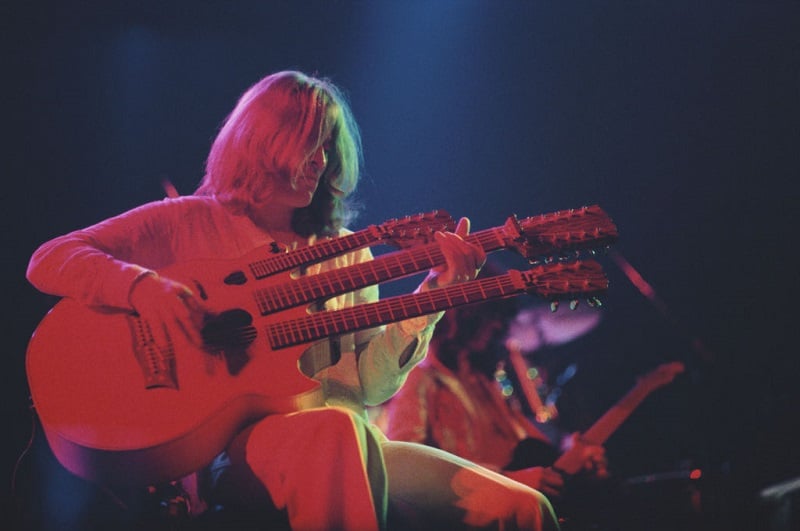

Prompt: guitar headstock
xmin=512 ymin=259 xmax=609 ymax=302
xmin=636 ymin=362 xmax=685 ymax=393
xmin=502 ymin=205 xmax=619 ymax=260
xmin=372 ymin=210 xmax=456 ymax=248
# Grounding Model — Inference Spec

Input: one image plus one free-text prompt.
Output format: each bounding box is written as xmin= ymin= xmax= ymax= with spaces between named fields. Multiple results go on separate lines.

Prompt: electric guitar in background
xmin=507 ymin=362 xmax=685 ymax=474
xmin=551 ymin=361 xmax=686 ymax=475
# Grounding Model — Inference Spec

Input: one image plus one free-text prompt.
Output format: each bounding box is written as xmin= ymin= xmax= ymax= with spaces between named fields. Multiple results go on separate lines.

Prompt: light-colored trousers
xmin=214 ymin=406 xmax=560 ymax=531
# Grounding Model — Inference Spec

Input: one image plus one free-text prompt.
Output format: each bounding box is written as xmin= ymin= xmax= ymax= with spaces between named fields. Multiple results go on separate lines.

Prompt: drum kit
xmin=507 ymin=303 xmax=603 ymax=353
xmin=501 ymin=301 xmax=603 ymax=423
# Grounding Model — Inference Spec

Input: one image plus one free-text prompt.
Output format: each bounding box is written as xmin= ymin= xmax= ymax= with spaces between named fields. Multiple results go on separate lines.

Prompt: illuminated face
xmin=272 ymin=140 xmax=331 ymax=209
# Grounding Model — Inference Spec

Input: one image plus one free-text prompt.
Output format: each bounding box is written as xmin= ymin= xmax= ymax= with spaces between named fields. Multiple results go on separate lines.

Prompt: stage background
xmin=4 ymin=2 xmax=798 ymax=529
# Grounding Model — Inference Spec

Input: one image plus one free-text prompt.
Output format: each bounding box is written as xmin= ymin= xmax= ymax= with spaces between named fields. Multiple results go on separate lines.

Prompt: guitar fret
xmin=475 ymin=228 xmax=505 ymax=252
xmin=285 ymin=317 xmax=304 ymax=344
xmin=249 ymin=262 xmax=267 ymax=277
xmin=308 ymin=316 xmax=325 ymax=341
xmin=271 ymin=284 xmax=290 ymax=311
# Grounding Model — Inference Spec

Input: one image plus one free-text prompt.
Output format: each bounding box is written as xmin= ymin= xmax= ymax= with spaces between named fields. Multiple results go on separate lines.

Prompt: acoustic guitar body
xmin=27 ymin=257 xmax=328 ymax=487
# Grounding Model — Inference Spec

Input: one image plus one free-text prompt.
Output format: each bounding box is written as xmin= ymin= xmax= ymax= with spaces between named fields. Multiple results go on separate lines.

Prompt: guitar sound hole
xmin=201 ymin=310 xmax=257 ymax=375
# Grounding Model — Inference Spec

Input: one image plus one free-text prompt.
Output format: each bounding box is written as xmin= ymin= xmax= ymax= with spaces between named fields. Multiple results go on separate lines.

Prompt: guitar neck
xmin=247 ymin=210 xmax=454 ymax=279
xmin=254 ymin=226 xmax=511 ymax=315
xmin=248 ymin=229 xmax=383 ymax=278
xmin=580 ymin=383 xmax=655 ymax=446
xmin=267 ymin=260 xmax=607 ymax=349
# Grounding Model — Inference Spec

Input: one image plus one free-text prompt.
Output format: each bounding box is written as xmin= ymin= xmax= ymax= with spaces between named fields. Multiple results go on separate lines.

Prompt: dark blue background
xmin=5 ymin=2 xmax=798 ymax=529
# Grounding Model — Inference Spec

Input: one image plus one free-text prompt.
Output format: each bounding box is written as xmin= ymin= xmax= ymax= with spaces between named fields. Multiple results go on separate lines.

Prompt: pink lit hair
xmin=196 ymin=71 xmax=363 ymax=236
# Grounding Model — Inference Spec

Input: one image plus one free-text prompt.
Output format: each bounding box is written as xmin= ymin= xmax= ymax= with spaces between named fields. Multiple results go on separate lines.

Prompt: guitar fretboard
xmin=248 ymin=230 xmax=378 ymax=278
xmin=267 ymin=261 xmax=607 ymax=349
xmin=244 ymin=210 xmax=453 ymax=279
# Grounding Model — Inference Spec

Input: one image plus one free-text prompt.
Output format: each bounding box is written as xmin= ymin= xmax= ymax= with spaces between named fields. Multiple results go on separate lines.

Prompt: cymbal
xmin=506 ymin=303 xmax=602 ymax=352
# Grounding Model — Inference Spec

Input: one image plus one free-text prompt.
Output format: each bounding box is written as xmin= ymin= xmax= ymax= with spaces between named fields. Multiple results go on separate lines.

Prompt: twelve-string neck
xmin=252 ymin=227 xmax=509 ymax=315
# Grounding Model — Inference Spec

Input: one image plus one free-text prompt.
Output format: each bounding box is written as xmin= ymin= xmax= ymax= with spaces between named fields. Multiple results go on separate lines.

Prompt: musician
xmin=380 ymin=289 xmax=609 ymax=501
xmin=27 ymin=71 xmax=558 ymax=530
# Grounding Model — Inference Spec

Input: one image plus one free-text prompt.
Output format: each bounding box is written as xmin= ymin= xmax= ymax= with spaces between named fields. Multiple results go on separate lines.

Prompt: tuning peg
xmin=569 ymin=299 xmax=579 ymax=310
xmin=550 ymin=300 xmax=559 ymax=313
xmin=586 ymin=297 xmax=602 ymax=308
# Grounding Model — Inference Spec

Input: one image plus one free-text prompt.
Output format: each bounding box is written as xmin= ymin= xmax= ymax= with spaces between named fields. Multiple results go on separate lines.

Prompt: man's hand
xmin=129 ymin=273 xmax=206 ymax=347
xmin=422 ymin=217 xmax=486 ymax=290
xmin=561 ymin=433 xmax=610 ymax=479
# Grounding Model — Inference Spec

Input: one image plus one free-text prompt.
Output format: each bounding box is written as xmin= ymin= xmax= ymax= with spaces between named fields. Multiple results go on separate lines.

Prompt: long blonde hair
xmin=196 ymin=71 xmax=362 ymax=235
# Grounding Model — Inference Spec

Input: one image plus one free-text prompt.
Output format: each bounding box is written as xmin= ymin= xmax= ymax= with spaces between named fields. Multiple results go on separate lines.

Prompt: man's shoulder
xmin=149 ymin=195 xmax=234 ymax=219
xmin=161 ymin=194 xmax=220 ymax=209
